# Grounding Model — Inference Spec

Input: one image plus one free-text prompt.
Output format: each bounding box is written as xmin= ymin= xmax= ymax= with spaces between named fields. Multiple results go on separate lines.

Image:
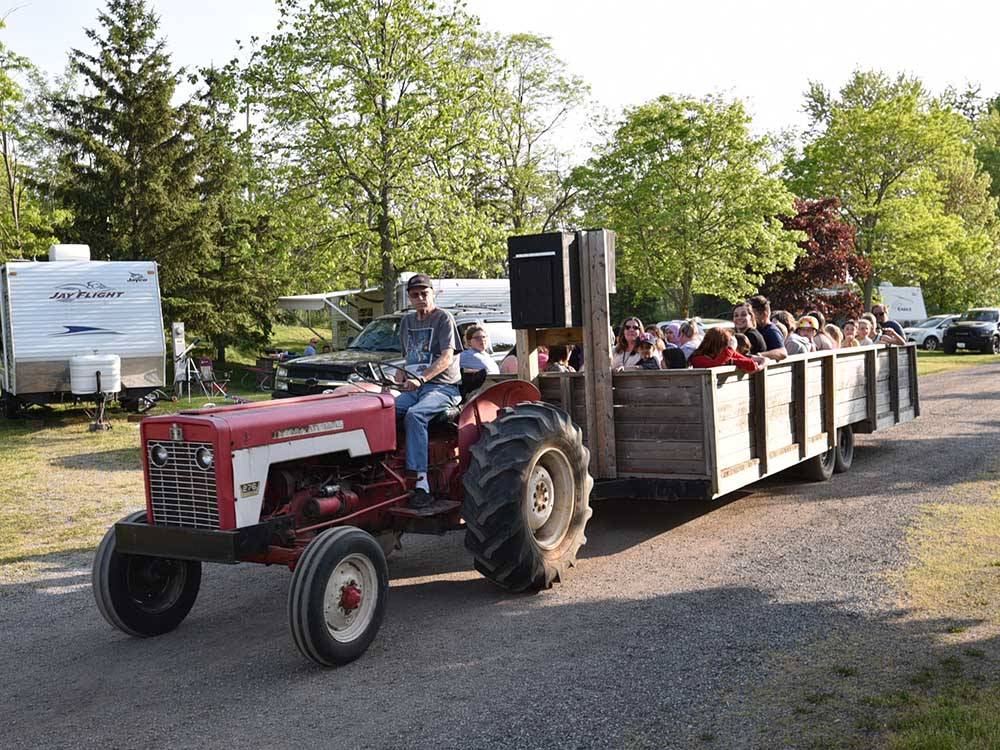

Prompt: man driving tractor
xmin=395 ymin=274 xmax=463 ymax=508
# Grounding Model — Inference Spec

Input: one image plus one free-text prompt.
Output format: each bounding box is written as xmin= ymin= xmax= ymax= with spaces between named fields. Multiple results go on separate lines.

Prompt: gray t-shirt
xmin=399 ymin=307 xmax=462 ymax=385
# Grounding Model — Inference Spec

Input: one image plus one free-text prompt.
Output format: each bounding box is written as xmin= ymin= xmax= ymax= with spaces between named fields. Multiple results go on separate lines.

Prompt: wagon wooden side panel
xmin=536 ymin=344 xmax=919 ymax=502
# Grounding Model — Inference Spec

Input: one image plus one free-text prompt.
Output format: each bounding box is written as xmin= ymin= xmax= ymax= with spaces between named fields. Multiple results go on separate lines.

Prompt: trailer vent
xmin=147 ymin=440 xmax=219 ymax=529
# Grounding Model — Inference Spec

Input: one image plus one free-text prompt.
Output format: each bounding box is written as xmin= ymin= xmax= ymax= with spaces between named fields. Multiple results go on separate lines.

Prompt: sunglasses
xmin=624 ymin=324 xmax=640 ymax=330
xmin=471 ymin=334 xmax=487 ymax=340
xmin=408 ymin=290 xmax=430 ymax=299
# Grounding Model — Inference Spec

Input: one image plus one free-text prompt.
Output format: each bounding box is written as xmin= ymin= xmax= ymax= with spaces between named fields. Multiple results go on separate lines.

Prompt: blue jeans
xmin=394 ymin=382 xmax=461 ymax=472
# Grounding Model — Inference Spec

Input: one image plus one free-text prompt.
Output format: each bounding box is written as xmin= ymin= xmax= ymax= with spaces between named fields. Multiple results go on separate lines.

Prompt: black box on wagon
xmin=507 ymin=232 xmax=583 ymax=330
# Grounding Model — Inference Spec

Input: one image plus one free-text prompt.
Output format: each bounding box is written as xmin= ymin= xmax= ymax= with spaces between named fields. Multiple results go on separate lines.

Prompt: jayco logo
xmin=49 ymin=280 xmax=126 ymax=302
xmin=127 ymin=272 xmax=148 ymax=283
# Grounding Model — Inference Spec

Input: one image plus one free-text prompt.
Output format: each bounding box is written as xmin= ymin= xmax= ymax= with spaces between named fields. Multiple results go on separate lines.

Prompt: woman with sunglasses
xmin=613 ymin=316 xmax=657 ymax=371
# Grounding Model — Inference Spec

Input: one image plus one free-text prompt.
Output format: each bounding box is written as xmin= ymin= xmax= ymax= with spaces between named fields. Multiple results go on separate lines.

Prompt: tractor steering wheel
xmin=352 ymin=361 xmax=425 ymax=389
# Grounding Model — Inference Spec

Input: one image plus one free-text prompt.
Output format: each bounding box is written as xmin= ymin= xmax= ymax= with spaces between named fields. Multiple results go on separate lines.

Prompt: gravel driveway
xmin=2 ymin=364 xmax=998 ymax=749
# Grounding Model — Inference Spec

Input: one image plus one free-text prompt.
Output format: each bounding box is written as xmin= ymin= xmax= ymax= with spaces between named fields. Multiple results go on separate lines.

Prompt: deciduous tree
xmin=574 ymin=94 xmax=802 ymax=317
xmin=250 ymin=0 xmax=506 ymax=312
xmin=789 ymin=70 xmax=994 ymax=309
xmin=0 ymin=25 xmax=70 ymax=260
xmin=762 ymin=197 xmax=867 ymax=319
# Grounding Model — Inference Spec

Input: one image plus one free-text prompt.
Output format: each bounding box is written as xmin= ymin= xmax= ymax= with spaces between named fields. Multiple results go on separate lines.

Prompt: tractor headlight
xmin=195 ymin=446 xmax=214 ymax=471
xmin=277 ymin=367 xmax=288 ymax=378
xmin=275 ymin=380 xmax=288 ymax=391
xmin=149 ymin=444 xmax=169 ymax=468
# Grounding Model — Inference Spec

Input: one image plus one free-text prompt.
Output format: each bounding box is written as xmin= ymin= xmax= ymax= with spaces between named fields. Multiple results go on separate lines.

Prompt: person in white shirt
xmin=458 ymin=325 xmax=499 ymax=374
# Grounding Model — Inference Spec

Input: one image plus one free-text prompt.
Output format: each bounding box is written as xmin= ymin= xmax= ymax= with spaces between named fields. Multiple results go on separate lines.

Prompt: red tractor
xmin=93 ymin=366 xmax=593 ymax=666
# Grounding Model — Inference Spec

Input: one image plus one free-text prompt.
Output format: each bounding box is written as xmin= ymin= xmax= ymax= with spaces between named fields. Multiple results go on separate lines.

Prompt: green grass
xmin=0 ymin=381 xmax=269 ymax=581
xmin=224 ymin=324 xmax=320 ymax=366
xmin=887 ymin=685 xmax=1000 ymax=750
xmin=915 ymin=350 xmax=1000 ymax=377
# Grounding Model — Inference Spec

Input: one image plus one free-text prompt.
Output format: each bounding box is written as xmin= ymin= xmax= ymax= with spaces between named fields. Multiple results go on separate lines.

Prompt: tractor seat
xmin=427 ymin=369 xmax=487 ymax=427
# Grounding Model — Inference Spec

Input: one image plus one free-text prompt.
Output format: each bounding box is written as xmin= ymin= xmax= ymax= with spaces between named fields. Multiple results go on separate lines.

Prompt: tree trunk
xmin=862 ymin=275 xmax=874 ymax=311
xmin=680 ymin=273 xmax=693 ymax=319
xmin=378 ymin=185 xmax=395 ymax=313
xmin=214 ymin=339 xmax=226 ymax=364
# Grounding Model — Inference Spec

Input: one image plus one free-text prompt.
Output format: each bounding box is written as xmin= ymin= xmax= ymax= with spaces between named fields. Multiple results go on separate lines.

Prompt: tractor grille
xmin=147 ymin=440 xmax=220 ymax=529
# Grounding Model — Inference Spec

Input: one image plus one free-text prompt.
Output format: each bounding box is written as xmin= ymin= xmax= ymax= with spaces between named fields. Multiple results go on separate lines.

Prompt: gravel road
xmin=2 ymin=364 xmax=998 ymax=749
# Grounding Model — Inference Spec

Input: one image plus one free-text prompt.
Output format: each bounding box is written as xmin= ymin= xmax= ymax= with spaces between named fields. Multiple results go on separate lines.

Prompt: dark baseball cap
xmin=406 ymin=273 xmax=432 ymax=290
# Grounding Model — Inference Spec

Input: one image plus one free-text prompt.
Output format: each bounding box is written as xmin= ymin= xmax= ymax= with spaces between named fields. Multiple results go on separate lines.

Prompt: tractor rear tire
xmin=93 ymin=511 xmax=202 ymax=637
xmin=287 ymin=526 xmax=388 ymax=667
xmin=462 ymin=401 xmax=593 ymax=593
xmin=800 ymin=445 xmax=836 ymax=482
xmin=834 ymin=426 xmax=854 ymax=474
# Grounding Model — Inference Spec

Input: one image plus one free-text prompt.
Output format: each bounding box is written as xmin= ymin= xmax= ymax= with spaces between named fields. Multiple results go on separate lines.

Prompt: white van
xmin=1 ymin=245 xmax=166 ymax=416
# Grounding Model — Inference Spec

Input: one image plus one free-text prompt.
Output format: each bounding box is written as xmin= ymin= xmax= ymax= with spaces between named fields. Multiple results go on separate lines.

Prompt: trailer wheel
xmin=288 ymin=527 xmax=388 ymax=667
xmin=462 ymin=401 xmax=593 ymax=593
xmin=92 ymin=511 xmax=202 ymax=637
xmin=834 ymin=426 xmax=854 ymax=474
xmin=800 ymin=445 xmax=836 ymax=482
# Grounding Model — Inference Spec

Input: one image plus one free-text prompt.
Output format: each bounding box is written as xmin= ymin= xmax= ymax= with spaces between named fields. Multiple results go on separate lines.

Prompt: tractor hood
xmin=142 ymin=391 xmax=398 ymax=454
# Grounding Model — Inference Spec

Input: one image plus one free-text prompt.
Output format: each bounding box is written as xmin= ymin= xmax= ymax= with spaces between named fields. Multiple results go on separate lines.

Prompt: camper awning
xmin=277 ymin=288 xmax=378 ymax=331
xmin=277 ymin=289 xmax=377 ymax=312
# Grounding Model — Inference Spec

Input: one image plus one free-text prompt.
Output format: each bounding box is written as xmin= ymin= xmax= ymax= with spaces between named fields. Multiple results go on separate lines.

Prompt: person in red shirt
xmin=689 ymin=327 xmax=768 ymax=373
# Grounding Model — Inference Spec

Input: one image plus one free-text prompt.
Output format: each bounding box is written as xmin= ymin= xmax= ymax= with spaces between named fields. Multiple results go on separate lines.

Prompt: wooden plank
xmin=889 ymin=346 xmax=900 ymax=422
xmin=702 ymin=373 xmax=720 ymax=496
xmin=908 ymin=345 xmax=921 ymax=417
xmin=793 ymin=359 xmax=807 ymax=459
xmin=864 ymin=348 xmax=877 ymax=428
xmin=616 ymin=439 xmax=705 ymax=461
xmin=560 ymin=375 xmax=573 ymax=416
xmin=613 ymin=387 xmax=703 ymax=406
xmin=582 ymin=229 xmax=616 ymax=478
xmin=537 ymin=327 xmax=583 ymax=347
xmin=715 ymin=413 xmax=754 ymax=439
xmin=822 ymin=353 xmax=836 ymax=450
xmin=515 ymin=328 xmax=539 ymax=385
xmin=614 ymin=421 xmax=704 ymax=441
xmin=716 ymin=459 xmax=763 ymax=497
xmin=716 ymin=431 xmax=754 ymax=468
xmin=614 ymin=405 xmax=703 ymax=424
xmin=616 ymin=459 xmax=710 ymax=476
xmin=753 ymin=369 xmax=769 ymax=475
xmin=716 ymin=399 xmax=752 ymax=421
xmin=613 ymin=374 xmax=703 ymax=389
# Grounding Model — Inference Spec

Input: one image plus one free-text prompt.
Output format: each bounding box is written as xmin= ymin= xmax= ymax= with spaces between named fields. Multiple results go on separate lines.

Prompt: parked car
xmin=942 ymin=308 xmax=1000 ymax=354
xmin=903 ymin=314 xmax=959 ymax=351
xmin=272 ymin=307 xmax=514 ymax=398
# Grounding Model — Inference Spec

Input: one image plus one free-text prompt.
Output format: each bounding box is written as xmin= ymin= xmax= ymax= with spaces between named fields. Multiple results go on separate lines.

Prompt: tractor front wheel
xmin=287 ymin=527 xmax=388 ymax=667
xmin=462 ymin=401 xmax=593 ymax=593
xmin=92 ymin=511 xmax=202 ymax=637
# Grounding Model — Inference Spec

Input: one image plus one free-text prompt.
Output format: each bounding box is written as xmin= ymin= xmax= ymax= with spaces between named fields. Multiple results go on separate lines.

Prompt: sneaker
xmin=409 ymin=487 xmax=434 ymax=509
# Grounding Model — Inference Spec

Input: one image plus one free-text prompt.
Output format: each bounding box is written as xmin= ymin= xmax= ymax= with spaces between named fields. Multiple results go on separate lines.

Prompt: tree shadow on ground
xmin=49 ymin=446 xmax=141 ymax=472
xmin=1 ymin=555 xmax=997 ymax=750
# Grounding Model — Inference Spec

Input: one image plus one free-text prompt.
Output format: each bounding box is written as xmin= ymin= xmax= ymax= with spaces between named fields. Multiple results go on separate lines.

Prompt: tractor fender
xmin=456 ymin=379 xmax=541 ymax=475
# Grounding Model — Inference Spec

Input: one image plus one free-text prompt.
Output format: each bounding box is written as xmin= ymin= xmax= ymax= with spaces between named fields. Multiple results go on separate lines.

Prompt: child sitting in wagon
xmin=689 ymin=328 xmax=766 ymax=373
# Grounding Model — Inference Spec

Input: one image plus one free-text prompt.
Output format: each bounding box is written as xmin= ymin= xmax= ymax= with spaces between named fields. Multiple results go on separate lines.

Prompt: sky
xmin=5 ymin=0 xmax=1000 ymax=143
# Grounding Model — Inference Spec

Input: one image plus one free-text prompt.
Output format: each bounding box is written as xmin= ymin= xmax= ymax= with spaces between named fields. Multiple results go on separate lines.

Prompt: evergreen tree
xmin=193 ymin=65 xmax=281 ymax=362
xmin=51 ymin=0 xmax=207 ymax=325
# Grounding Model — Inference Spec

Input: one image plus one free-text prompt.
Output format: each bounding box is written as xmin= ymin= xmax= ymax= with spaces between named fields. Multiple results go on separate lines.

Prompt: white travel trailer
xmin=1 ymin=245 xmax=166 ymax=416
